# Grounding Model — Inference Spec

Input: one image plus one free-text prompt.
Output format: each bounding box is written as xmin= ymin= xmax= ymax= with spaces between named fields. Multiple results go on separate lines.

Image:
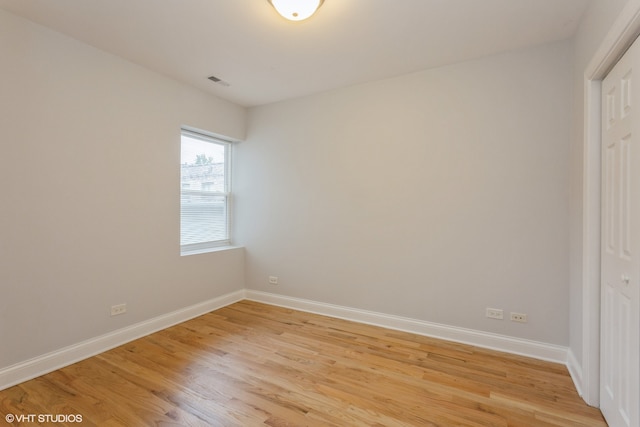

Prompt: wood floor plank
xmin=0 ymin=301 xmax=606 ymax=426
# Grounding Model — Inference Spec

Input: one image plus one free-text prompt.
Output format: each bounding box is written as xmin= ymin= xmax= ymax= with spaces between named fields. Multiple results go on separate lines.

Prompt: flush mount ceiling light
xmin=268 ymin=0 xmax=324 ymax=21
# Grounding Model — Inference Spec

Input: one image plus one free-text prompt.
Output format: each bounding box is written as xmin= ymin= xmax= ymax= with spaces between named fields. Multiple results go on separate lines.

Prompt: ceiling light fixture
xmin=268 ymin=0 xmax=324 ymax=21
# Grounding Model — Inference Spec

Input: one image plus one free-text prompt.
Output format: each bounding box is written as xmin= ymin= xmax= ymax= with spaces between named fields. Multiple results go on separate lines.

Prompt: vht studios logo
xmin=5 ymin=413 xmax=83 ymax=423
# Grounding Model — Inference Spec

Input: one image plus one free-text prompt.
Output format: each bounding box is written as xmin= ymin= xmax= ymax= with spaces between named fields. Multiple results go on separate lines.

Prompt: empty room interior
xmin=1 ymin=0 xmax=639 ymax=425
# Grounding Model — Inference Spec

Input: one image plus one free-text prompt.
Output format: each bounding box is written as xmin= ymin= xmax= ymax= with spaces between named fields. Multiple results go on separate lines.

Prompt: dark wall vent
xmin=208 ymin=75 xmax=230 ymax=87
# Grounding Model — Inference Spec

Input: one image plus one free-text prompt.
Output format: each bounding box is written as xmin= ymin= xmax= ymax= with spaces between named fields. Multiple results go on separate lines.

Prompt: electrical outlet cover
xmin=486 ymin=308 xmax=504 ymax=320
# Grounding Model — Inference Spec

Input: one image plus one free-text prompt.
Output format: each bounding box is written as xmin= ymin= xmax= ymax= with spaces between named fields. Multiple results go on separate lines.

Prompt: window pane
xmin=180 ymin=193 xmax=227 ymax=245
xmin=180 ymin=135 xmax=226 ymax=193
xmin=180 ymin=130 xmax=229 ymax=252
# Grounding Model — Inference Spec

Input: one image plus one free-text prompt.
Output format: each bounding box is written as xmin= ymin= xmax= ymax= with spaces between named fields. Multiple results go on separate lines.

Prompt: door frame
xmin=581 ymin=0 xmax=640 ymax=407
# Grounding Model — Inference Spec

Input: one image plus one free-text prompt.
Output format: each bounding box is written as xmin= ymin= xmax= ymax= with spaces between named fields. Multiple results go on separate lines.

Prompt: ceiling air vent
xmin=207 ymin=75 xmax=230 ymax=87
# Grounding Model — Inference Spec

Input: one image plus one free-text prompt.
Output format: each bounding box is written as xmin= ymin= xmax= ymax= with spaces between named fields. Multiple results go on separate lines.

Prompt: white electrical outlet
xmin=111 ymin=303 xmax=127 ymax=316
xmin=510 ymin=312 xmax=527 ymax=323
xmin=486 ymin=308 xmax=504 ymax=320
xmin=268 ymin=276 xmax=279 ymax=285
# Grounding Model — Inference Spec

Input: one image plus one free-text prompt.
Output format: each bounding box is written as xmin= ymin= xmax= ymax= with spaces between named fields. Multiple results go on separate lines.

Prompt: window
xmin=180 ymin=129 xmax=231 ymax=254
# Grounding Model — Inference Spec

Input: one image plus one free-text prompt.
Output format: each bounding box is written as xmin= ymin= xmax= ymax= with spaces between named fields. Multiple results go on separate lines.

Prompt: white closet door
xmin=600 ymin=35 xmax=640 ymax=427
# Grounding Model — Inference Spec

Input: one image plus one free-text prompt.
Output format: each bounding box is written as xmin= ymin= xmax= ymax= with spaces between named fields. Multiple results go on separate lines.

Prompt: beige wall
xmin=236 ymin=40 xmax=573 ymax=345
xmin=0 ymin=9 xmax=246 ymax=369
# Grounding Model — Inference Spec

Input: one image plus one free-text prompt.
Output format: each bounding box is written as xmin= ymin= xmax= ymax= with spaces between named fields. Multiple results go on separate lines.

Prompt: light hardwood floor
xmin=0 ymin=300 xmax=606 ymax=426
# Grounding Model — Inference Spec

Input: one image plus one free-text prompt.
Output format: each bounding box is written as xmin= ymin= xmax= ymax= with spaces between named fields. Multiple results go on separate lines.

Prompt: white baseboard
xmin=0 ymin=290 xmax=245 ymax=391
xmin=1 ymin=289 xmax=571 ymax=392
xmin=566 ymin=348 xmax=584 ymax=398
xmin=245 ymin=290 xmax=569 ymax=364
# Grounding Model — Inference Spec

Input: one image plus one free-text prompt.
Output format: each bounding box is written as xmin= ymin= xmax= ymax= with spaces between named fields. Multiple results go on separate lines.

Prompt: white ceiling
xmin=0 ymin=0 xmax=590 ymax=107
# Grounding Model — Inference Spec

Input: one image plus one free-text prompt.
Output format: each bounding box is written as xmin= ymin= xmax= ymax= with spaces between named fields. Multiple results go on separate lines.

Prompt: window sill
xmin=180 ymin=245 xmax=243 ymax=257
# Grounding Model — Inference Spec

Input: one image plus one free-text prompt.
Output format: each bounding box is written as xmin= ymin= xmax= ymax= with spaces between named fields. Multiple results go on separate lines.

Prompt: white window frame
xmin=180 ymin=128 xmax=232 ymax=255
